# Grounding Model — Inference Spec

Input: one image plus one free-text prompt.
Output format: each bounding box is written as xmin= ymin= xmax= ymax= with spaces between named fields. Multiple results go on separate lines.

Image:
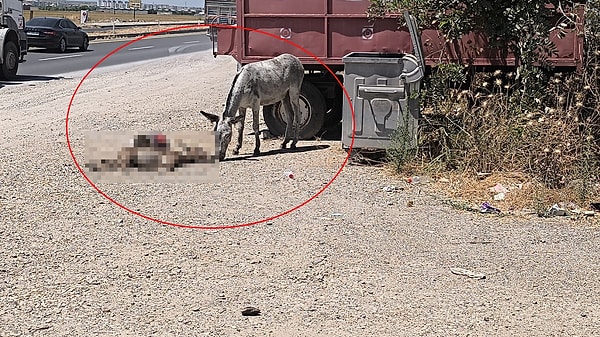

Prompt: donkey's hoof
xmin=253 ymin=149 xmax=260 ymax=156
xmin=232 ymin=150 xmax=240 ymax=155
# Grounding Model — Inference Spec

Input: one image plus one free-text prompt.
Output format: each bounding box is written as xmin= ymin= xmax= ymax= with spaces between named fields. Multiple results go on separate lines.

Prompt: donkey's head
xmin=200 ymin=111 xmax=244 ymax=160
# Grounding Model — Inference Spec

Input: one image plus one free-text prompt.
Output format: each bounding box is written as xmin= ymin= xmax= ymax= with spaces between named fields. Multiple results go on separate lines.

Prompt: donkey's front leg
xmin=252 ymin=107 xmax=261 ymax=156
xmin=233 ymin=108 xmax=246 ymax=155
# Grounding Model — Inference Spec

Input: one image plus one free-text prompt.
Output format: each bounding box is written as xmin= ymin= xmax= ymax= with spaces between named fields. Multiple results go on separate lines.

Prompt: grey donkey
xmin=201 ymin=53 xmax=304 ymax=160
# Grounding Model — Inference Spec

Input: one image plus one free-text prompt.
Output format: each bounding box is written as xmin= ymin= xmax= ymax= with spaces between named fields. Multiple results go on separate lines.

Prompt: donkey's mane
xmin=223 ymin=70 xmax=242 ymax=117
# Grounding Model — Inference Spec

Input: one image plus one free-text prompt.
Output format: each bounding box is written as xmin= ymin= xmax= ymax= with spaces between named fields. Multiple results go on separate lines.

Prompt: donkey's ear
xmin=200 ymin=111 xmax=220 ymax=124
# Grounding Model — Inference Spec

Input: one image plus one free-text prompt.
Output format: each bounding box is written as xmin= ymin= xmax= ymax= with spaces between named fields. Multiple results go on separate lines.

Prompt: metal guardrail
xmin=88 ymin=20 xmax=204 ymax=28
xmin=87 ymin=25 xmax=208 ymax=41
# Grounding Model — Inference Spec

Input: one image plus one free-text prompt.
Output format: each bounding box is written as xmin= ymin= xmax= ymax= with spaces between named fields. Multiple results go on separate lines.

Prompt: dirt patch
xmin=1 ymin=50 xmax=600 ymax=336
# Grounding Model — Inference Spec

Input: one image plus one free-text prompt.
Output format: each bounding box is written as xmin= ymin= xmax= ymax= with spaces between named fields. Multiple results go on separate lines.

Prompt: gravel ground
xmin=1 ymin=48 xmax=600 ymax=336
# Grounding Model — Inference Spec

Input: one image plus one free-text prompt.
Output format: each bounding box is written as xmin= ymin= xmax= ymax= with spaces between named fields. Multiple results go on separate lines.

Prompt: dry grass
xmin=431 ymin=172 xmax=582 ymax=212
xmin=388 ymin=68 xmax=600 ymax=216
xmin=384 ymin=2 xmax=600 ymax=219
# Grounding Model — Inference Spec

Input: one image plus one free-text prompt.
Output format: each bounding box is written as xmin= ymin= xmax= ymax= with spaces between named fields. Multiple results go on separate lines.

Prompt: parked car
xmin=25 ymin=17 xmax=89 ymax=53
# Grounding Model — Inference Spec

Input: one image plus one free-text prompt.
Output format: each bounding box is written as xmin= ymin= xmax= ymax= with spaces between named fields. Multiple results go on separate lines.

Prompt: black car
xmin=25 ymin=17 xmax=89 ymax=53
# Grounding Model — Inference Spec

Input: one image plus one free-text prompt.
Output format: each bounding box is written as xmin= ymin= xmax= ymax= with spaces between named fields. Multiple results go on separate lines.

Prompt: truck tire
xmin=263 ymin=80 xmax=326 ymax=140
xmin=0 ymin=41 xmax=19 ymax=81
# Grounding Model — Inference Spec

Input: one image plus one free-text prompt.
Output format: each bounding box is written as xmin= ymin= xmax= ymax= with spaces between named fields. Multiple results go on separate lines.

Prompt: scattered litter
xmin=383 ymin=185 xmax=397 ymax=192
xmin=489 ymin=183 xmax=508 ymax=194
xmin=407 ymin=176 xmax=429 ymax=184
xmin=450 ymin=267 xmax=486 ymax=279
xmin=493 ymin=192 xmax=505 ymax=201
xmin=331 ymin=213 xmax=343 ymax=218
xmin=241 ymin=306 xmax=261 ymax=316
xmin=438 ymin=177 xmax=450 ymax=183
xmin=283 ymin=170 xmax=295 ymax=179
xmin=477 ymin=172 xmax=492 ymax=179
xmin=480 ymin=202 xmax=501 ymax=214
xmin=546 ymin=204 xmax=567 ymax=216
xmin=266 ymin=221 xmax=274 ymax=226
xmin=583 ymin=210 xmax=595 ymax=216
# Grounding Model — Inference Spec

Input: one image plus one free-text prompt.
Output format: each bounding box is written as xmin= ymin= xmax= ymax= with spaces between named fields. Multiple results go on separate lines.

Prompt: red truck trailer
xmin=212 ymin=0 xmax=585 ymax=140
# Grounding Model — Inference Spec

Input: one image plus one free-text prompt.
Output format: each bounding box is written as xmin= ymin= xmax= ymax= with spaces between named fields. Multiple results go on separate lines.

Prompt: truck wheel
xmin=0 ymin=41 xmax=19 ymax=81
xmin=263 ymin=80 xmax=326 ymax=140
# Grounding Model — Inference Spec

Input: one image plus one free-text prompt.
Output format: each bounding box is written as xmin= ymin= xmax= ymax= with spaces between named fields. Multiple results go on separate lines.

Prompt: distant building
xmin=24 ymin=0 xmax=202 ymax=12
xmin=97 ymin=0 xmax=200 ymax=11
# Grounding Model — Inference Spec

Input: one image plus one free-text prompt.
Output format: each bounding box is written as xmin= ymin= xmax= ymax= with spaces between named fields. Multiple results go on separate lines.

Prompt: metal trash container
xmin=341 ymin=51 xmax=424 ymax=150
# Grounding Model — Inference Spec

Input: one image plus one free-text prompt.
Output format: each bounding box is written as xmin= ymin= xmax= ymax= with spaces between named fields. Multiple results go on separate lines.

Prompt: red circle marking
xmin=66 ymin=23 xmax=356 ymax=230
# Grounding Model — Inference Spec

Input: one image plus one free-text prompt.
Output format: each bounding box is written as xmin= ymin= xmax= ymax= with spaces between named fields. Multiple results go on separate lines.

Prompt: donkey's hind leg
xmin=252 ymin=107 xmax=261 ymax=156
xmin=289 ymin=92 xmax=300 ymax=149
xmin=233 ymin=108 xmax=246 ymax=155
xmin=280 ymin=95 xmax=295 ymax=149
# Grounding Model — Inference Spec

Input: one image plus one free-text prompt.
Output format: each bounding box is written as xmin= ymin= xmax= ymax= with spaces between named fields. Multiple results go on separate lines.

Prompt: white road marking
xmin=184 ymin=40 xmax=201 ymax=44
xmin=38 ymin=54 xmax=82 ymax=61
xmin=168 ymin=44 xmax=199 ymax=54
xmin=128 ymin=46 xmax=155 ymax=51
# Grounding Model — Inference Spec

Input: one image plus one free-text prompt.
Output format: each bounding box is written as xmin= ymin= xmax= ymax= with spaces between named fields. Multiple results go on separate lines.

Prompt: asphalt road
xmin=14 ymin=32 xmax=213 ymax=80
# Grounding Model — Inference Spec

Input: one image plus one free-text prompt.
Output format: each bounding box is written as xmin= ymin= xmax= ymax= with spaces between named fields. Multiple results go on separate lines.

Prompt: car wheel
xmin=263 ymin=80 xmax=326 ymax=140
xmin=0 ymin=41 xmax=19 ymax=80
xmin=80 ymin=36 xmax=89 ymax=51
xmin=57 ymin=38 xmax=67 ymax=53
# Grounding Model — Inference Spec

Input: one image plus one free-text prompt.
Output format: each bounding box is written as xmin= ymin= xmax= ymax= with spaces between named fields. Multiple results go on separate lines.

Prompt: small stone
xmin=382 ymin=185 xmax=396 ymax=192
xmin=241 ymin=306 xmax=260 ymax=316
xmin=407 ymin=200 xmax=414 ymax=207
xmin=450 ymin=267 xmax=486 ymax=279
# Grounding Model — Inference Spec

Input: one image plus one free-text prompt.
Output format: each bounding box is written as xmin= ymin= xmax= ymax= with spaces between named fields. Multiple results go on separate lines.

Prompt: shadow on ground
xmin=222 ymin=144 xmax=331 ymax=162
xmin=26 ymin=48 xmax=94 ymax=54
xmin=0 ymin=75 xmax=64 ymax=88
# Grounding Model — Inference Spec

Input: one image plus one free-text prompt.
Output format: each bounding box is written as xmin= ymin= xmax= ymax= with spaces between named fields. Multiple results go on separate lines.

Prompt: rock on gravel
xmin=1 ymin=48 xmax=600 ymax=336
